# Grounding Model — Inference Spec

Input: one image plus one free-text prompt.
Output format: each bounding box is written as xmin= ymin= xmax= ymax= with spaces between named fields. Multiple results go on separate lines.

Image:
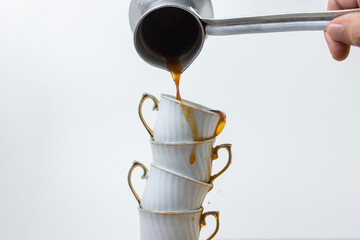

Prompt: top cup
xmin=139 ymin=93 xmax=225 ymax=142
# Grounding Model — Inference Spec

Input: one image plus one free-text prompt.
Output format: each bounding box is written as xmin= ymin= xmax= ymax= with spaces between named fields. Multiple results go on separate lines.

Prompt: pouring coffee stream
xmin=166 ymin=58 xmax=182 ymax=101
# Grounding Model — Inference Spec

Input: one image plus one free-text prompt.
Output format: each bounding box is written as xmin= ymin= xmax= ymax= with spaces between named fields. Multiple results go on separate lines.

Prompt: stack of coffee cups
xmin=128 ymin=93 xmax=232 ymax=240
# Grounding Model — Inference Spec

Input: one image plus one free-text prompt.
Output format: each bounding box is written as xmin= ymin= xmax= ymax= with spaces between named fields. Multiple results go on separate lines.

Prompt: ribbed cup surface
xmin=139 ymin=208 xmax=202 ymax=240
xmin=141 ymin=164 xmax=212 ymax=211
xmin=151 ymin=139 xmax=214 ymax=182
xmin=153 ymin=95 xmax=220 ymax=142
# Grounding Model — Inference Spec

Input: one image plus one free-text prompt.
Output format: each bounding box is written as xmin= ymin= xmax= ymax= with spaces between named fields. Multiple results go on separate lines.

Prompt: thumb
xmin=327 ymin=13 xmax=360 ymax=47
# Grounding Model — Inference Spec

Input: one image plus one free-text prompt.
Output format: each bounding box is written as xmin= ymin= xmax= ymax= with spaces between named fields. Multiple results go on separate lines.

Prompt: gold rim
xmin=150 ymin=137 xmax=215 ymax=146
xmin=138 ymin=206 xmax=203 ymax=215
xmin=128 ymin=161 xmax=148 ymax=204
xmin=151 ymin=163 xmax=213 ymax=188
xmin=209 ymin=144 xmax=232 ymax=183
xmin=200 ymin=211 xmax=220 ymax=240
xmin=138 ymin=93 xmax=159 ymax=140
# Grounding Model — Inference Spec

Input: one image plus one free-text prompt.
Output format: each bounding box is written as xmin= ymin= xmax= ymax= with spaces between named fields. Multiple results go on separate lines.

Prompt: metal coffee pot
xmin=129 ymin=0 xmax=360 ymax=72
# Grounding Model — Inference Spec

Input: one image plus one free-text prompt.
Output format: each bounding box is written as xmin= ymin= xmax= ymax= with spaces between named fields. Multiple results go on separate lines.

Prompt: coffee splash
xmin=210 ymin=110 xmax=226 ymax=137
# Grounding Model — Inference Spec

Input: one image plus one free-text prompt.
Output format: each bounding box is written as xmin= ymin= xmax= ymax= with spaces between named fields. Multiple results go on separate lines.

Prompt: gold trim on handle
xmin=209 ymin=144 xmax=232 ymax=183
xmin=138 ymin=93 xmax=159 ymax=140
xmin=127 ymin=161 xmax=148 ymax=205
xmin=200 ymin=211 xmax=220 ymax=240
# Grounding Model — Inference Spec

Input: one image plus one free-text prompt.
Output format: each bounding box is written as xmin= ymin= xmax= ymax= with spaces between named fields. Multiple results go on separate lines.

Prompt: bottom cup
xmin=138 ymin=207 xmax=219 ymax=240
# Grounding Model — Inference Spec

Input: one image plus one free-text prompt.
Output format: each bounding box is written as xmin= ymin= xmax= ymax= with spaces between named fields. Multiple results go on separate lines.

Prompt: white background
xmin=1 ymin=0 xmax=360 ymax=239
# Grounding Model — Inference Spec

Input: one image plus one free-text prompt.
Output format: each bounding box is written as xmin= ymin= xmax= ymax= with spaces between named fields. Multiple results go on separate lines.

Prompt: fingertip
xmin=324 ymin=30 xmax=350 ymax=61
xmin=327 ymin=23 xmax=347 ymax=42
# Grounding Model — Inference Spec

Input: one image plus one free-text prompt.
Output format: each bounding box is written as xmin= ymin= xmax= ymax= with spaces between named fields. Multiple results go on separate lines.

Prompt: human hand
xmin=325 ymin=0 xmax=360 ymax=60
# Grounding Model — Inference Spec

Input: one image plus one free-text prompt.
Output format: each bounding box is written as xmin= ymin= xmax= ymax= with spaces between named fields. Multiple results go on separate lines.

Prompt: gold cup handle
xmin=209 ymin=144 xmax=232 ymax=183
xmin=200 ymin=211 xmax=220 ymax=240
xmin=127 ymin=161 xmax=148 ymax=205
xmin=138 ymin=93 xmax=159 ymax=140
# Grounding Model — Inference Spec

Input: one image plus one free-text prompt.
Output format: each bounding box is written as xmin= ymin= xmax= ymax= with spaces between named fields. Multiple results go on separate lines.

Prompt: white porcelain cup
xmin=151 ymin=138 xmax=232 ymax=183
xmin=128 ymin=161 xmax=213 ymax=211
xmin=138 ymin=93 xmax=226 ymax=142
xmin=138 ymin=207 xmax=219 ymax=240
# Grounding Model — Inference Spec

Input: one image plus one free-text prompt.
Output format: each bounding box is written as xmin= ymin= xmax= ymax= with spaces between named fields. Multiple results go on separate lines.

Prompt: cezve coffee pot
xmin=129 ymin=0 xmax=360 ymax=72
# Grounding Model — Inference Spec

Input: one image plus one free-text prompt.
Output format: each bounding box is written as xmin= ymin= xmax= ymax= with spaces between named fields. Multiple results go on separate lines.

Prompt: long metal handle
xmin=202 ymin=8 xmax=360 ymax=36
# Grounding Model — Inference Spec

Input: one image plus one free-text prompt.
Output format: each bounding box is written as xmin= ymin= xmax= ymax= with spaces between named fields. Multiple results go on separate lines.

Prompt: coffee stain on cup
xmin=180 ymin=103 xmax=199 ymax=165
xmin=168 ymin=59 xmax=201 ymax=165
xmin=167 ymin=58 xmax=226 ymax=166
